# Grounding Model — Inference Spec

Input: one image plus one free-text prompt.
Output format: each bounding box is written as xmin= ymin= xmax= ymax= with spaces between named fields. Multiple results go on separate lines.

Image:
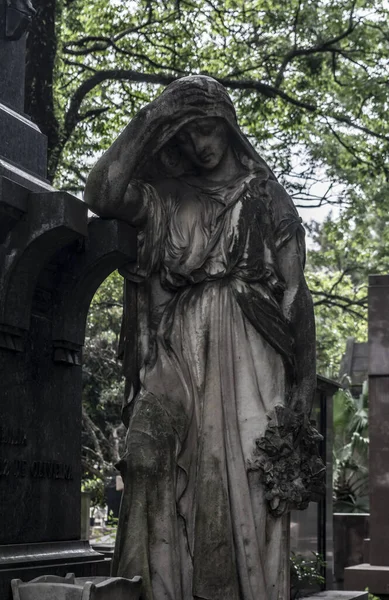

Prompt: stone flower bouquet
xmin=249 ymin=404 xmax=326 ymax=517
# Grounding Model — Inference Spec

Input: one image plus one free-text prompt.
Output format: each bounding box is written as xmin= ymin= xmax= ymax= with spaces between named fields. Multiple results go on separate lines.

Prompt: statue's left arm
xmin=268 ymin=180 xmax=316 ymax=415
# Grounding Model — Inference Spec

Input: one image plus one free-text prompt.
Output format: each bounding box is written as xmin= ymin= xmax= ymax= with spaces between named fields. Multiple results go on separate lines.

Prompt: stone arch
xmin=0 ymin=184 xmax=136 ymax=557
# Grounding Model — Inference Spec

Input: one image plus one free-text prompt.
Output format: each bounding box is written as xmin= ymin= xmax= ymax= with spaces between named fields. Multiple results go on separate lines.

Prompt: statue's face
xmin=175 ymin=117 xmax=228 ymax=172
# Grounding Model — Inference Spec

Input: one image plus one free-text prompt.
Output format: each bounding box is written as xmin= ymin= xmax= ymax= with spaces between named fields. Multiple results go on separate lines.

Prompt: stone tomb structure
xmin=0 ymin=2 xmax=136 ymax=597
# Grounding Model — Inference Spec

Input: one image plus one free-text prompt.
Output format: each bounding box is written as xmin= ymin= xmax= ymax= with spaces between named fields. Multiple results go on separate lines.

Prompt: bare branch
xmin=53 ymin=58 xmax=389 ymax=180
xmin=312 ymin=297 xmax=366 ymax=320
xmin=274 ymin=0 xmax=358 ymax=88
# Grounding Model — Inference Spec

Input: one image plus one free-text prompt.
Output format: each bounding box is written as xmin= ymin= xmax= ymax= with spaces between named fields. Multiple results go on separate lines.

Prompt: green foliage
xmin=81 ymin=475 xmax=105 ymax=507
xmin=306 ymin=178 xmax=389 ymax=375
xmin=82 ymin=271 xmax=125 ymax=476
xmin=290 ymin=552 xmax=326 ymax=599
xmin=333 ymin=382 xmax=369 ymax=512
xmin=366 ymin=590 xmax=381 ymax=600
xmin=369 ymin=594 xmax=381 ymax=600
xmin=28 ymin=0 xmax=389 ymax=204
xmin=27 ymin=0 xmax=389 ymax=381
xmin=25 ymin=0 xmax=389 ymax=474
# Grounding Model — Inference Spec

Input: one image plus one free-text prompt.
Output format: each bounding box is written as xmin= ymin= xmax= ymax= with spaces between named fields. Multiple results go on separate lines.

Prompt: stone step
xmin=303 ymin=592 xmax=368 ymax=600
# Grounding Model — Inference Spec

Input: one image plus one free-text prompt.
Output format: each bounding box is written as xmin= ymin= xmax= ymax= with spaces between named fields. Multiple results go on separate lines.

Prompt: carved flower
xmin=248 ymin=404 xmax=326 ymax=517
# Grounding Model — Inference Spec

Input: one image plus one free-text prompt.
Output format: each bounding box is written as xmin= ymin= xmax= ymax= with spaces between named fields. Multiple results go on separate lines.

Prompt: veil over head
xmin=120 ymin=75 xmax=276 ymax=181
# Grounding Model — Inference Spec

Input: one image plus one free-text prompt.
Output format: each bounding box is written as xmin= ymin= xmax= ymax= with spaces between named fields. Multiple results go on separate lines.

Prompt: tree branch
xmin=52 ymin=63 xmax=389 ymax=180
xmin=274 ymin=0 xmax=358 ymax=88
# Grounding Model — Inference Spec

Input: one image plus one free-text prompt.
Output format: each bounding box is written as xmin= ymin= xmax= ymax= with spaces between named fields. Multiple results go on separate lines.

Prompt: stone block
xmin=0 ymin=190 xmax=88 ymax=336
xmin=368 ymin=274 xmax=389 ymax=377
xmin=303 ymin=593 xmax=368 ymax=600
xmin=0 ymin=177 xmax=28 ymax=242
xmin=0 ymin=542 xmax=110 ymax=600
xmin=0 ymin=103 xmax=47 ymax=178
xmin=0 ymin=19 xmax=26 ymax=112
xmin=11 ymin=574 xmax=142 ymax=600
xmin=369 ymin=376 xmax=389 ymax=565
xmin=345 ymin=563 xmax=389 ymax=596
xmin=0 ymin=157 xmax=54 ymax=193
xmin=333 ymin=513 xmax=369 ymax=586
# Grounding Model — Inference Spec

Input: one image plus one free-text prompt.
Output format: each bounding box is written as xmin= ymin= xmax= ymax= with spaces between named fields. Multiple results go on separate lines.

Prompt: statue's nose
xmin=191 ymin=134 xmax=208 ymax=156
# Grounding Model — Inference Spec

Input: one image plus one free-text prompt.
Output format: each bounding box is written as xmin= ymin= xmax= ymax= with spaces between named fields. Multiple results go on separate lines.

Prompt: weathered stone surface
xmin=367 ymin=275 xmax=389 ymax=567
xmin=0 ymin=103 xmax=47 ymax=177
xmin=345 ymin=563 xmax=389 ymax=595
xmin=0 ymin=178 xmax=137 ymax=598
xmin=0 ymin=1 xmax=48 ymax=182
xmin=85 ymin=74 xmax=319 ymax=600
xmin=1 ymin=542 xmax=110 ymax=600
xmin=304 ymin=592 xmax=368 ymax=600
xmin=368 ymin=274 xmax=389 ymax=377
xmin=0 ymin=0 xmax=30 ymax=111
xmin=0 ymin=191 xmax=88 ymax=338
xmin=0 ymin=10 xmax=138 ymax=597
xmin=0 ymin=177 xmax=28 ymax=243
xmin=1 ymin=541 xmax=105 ymax=568
xmin=11 ymin=574 xmax=142 ymax=600
xmin=333 ymin=513 xmax=369 ymax=588
xmin=0 ymin=185 xmax=137 ymax=547
xmin=344 ymin=275 xmax=389 ymax=597
xmin=0 ymin=158 xmax=53 ymax=193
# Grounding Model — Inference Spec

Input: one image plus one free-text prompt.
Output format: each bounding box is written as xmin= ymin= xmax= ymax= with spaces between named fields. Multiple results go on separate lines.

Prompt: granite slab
xmin=303 ymin=592 xmax=368 ymax=600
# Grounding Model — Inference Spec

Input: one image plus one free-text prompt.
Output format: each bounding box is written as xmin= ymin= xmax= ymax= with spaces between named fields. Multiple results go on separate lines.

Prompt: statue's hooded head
xmin=131 ymin=75 xmax=275 ymax=182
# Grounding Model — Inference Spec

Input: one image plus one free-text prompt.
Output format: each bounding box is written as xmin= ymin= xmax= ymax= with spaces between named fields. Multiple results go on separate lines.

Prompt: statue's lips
xmin=198 ymin=152 xmax=214 ymax=162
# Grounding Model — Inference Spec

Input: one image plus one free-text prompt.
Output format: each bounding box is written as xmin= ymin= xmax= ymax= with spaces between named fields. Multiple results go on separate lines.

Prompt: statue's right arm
xmin=84 ymin=130 xmax=144 ymax=225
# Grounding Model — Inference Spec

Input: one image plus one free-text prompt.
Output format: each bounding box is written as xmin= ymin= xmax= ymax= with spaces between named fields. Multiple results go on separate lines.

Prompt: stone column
xmin=369 ymin=275 xmax=389 ymax=567
xmin=344 ymin=274 xmax=389 ymax=596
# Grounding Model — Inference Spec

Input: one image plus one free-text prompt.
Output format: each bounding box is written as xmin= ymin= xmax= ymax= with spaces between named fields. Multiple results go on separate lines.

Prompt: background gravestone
xmin=0 ymin=2 xmax=137 ymax=598
xmin=344 ymin=275 xmax=389 ymax=597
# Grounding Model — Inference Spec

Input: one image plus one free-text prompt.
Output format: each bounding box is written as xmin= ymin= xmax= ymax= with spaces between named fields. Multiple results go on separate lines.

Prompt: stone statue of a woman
xmin=85 ymin=75 xmax=324 ymax=600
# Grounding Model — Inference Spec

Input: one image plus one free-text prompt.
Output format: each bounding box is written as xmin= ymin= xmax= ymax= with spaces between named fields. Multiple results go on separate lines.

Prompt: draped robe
xmin=112 ymin=170 xmax=306 ymax=600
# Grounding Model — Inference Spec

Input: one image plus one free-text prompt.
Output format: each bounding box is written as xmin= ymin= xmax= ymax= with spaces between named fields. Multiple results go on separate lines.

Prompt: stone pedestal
xmin=344 ymin=275 xmax=389 ymax=596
